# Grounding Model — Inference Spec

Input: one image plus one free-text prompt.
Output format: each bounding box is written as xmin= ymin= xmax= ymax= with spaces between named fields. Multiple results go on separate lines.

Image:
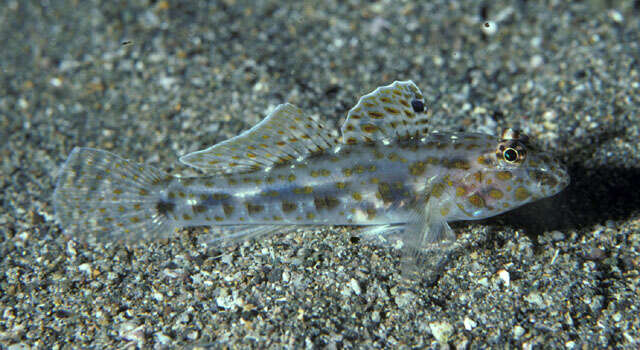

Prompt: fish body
xmin=53 ymin=81 xmax=569 ymax=249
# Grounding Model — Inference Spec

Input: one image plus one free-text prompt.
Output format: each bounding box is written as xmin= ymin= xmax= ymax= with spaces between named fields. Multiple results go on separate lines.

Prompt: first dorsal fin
xmin=180 ymin=103 xmax=339 ymax=174
xmin=341 ymin=81 xmax=429 ymax=145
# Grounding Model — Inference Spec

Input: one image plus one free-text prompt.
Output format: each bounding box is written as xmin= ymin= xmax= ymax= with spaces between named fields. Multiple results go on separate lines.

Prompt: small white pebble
xmin=49 ymin=77 xmax=62 ymax=87
xmin=613 ymin=312 xmax=622 ymax=322
xmin=220 ymin=253 xmax=233 ymax=265
xmin=349 ymin=278 xmax=361 ymax=296
xmin=472 ymin=106 xmax=487 ymax=115
xmin=155 ymin=332 xmax=172 ymax=345
xmin=78 ymin=263 xmax=92 ymax=275
xmin=66 ymin=241 xmax=77 ymax=257
xmin=253 ymin=81 xmax=265 ymax=93
xmin=482 ymin=21 xmax=498 ymax=36
xmin=3 ymin=308 xmax=15 ymax=320
xmin=162 ymin=268 xmax=180 ymax=279
xmin=551 ymin=230 xmax=565 ymax=241
xmin=623 ymin=332 xmax=636 ymax=344
xmin=433 ymin=55 xmax=444 ymax=67
xmin=17 ymin=231 xmax=30 ymax=241
xmin=119 ymin=322 xmax=145 ymax=344
xmin=296 ymin=308 xmax=305 ymax=321
xmin=187 ymin=330 xmax=199 ymax=340
xmin=530 ymin=55 xmax=544 ymax=69
xmin=477 ymin=277 xmax=489 ymax=287
xmin=394 ymin=291 xmax=416 ymax=308
xmin=216 ymin=289 xmax=240 ymax=310
xmin=463 ymin=317 xmax=477 ymax=330
xmin=530 ymin=36 xmax=542 ymax=47
xmin=118 ymin=321 xmax=136 ymax=334
xmin=178 ymin=311 xmax=191 ymax=324
xmin=429 ymin=321 xmax=454 ymax=344
xmin=512 ymin=325 xmax=525 ymax=339
xmin=543 ymin=121 xmax=558 ymax=131
xmin=158 ymin=76 xmax=176 ymax=90
xmin=498 ymin=269 xmax=510 ymax=287
xmin=525 ymin=292 xmax=545 ymax=308
xmin=18 ymin=98 xmax=29 ymax=109
xmin=543 ymin=110 xmax=557 ymax=121
xmin=608 ymin=10 xmax=623 ymax=24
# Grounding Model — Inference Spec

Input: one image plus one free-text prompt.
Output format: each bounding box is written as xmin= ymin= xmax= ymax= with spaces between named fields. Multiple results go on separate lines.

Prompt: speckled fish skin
xmin=53 ymin=81 xmax=570 ymax=247
xmin=166 ymin=133 xmax=567 ymax=226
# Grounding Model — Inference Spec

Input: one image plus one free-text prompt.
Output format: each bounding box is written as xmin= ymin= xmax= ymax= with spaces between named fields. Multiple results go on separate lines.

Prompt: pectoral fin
xmin=350 ymin=200 xmax=457 ymax=282
xmin=398 ymin=200 xmax=457 ymax=281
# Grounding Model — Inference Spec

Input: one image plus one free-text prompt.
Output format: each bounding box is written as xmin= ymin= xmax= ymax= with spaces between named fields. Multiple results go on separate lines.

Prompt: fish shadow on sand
xmin=487 ymin=121 xmax=639 ymax=240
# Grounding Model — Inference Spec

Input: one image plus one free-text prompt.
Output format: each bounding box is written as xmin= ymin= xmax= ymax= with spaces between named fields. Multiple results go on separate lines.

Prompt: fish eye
xmin=503 ymin=148 xmax=519 ymax=163
xmin=496 ymin=139 xmax=526 ymax=164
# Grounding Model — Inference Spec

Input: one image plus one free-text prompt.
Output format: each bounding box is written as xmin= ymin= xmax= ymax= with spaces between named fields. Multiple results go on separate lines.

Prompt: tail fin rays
xmin=52 ymin=148 xmax=176 ymax=243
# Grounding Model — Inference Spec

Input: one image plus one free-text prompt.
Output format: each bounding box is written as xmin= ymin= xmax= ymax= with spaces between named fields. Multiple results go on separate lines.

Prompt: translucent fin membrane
xmin=180 ymin=103 xmax=339 ymax=174
xmin=342 ymin=80 xmax=429 ymax=145
xmin=197 ymin=224 xmax=300 ymax=247
xmin=53 ymin=148 xmax=176 ymax=243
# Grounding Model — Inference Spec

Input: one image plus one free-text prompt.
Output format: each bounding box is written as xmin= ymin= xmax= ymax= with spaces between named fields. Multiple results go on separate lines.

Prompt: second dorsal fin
xmin=341 ymin=81 xmax=429 ymax=145
xmin=180 ymin=103 xmax=339 ymax=174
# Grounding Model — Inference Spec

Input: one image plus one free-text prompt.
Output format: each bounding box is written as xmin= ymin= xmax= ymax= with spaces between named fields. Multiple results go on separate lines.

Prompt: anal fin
xmin=196 ymin=224 xmax=300 ymax=248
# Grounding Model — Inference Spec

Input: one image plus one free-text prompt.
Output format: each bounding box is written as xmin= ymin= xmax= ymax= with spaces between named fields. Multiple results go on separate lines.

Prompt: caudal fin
xmin=52 ymin=148 xmax=177 ymax=243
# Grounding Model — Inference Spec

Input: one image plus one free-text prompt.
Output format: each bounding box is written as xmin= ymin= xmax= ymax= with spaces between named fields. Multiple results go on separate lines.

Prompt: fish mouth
xmin=527 ymin=159 xmax=570 ymax=195
xmin=538 ymin=163 xmax=570 ymax=195
xmin=555 ymin=166 xmax=571 ymax=192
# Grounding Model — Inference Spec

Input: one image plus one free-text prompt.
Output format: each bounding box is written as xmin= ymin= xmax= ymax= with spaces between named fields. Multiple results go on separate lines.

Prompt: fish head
xmin=452 ymin=128 xmax=569 ymax=219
